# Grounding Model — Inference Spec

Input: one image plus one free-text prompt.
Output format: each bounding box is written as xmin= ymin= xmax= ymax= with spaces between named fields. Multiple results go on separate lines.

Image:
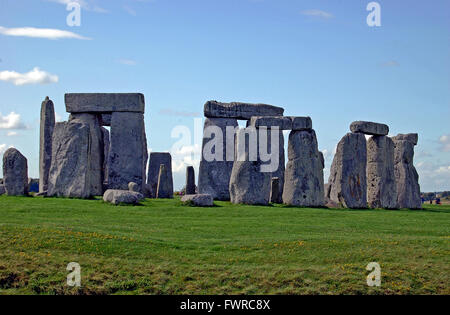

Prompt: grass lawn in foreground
xmin=0 ymin=195 xmax=448 ymax=295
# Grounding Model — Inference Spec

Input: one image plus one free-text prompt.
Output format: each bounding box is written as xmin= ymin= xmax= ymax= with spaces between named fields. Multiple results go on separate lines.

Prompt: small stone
xmin=181 ymin=194 xmax=214 ymax=207
xmin=3 ymin=148 xmax=28 ymax=196
xmin=350 ymin=121 xmax=389 ymax=136
xmin=103 ymin=189 xmax=144 ymax=205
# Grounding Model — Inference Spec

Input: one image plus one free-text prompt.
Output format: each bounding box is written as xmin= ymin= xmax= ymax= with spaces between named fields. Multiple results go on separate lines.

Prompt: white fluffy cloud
xmin=439 ymin=134 xmax=450 ymax=152
xmin=0 ymin=67 xmax=58 ymax=86
xmin=301 ymin=9 xmax=333 ymax=19
xmin=0 ymin=112 xmax=26 ymax=130
xmin=416 ymin=161 xmax=450 ymax=192
xmin=0 ymin=26 xmax=90 ymax=40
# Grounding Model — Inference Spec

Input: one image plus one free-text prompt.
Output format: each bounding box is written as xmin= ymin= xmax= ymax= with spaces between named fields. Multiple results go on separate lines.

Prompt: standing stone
xmin=186 ymin=166 xmax=196 ymax=195
xmin=229 ymin=128 xmax=271 ymax=205
xmin=282 ymin=130 xmax=324 ymax=207
xmin=147 ymin=153 xmax=173 ymax=198
xmin=270 ymin=177 xmax=281 ymax=203
xmin=393 ymin=138 xmax=421 ymax=209
xmin=367 ymin=136 xmax=398 ymax=209
xmin=198 ymin=118 xmax=238 ymax=201
xmin=326 ymin=133 xmax=367 ymax=208
xmin=3 ymin=148 xmax=28 ymax=196
xmin=392 ymin=133 xmax=418 ymax=146
xmin=47 ymin=120 xmax=92 ymax=198
xmin=156 ymin=164 xmax=173 ymax=199
xmin=70 ymin=113 xmax=104 ymax=195
xmin=101 ymin=127 xmax=110 ymax=186
xmin=39 ymin=97 xmax=55 ymax=193
xmin=108 ymin=112 xmax=147 ymax=192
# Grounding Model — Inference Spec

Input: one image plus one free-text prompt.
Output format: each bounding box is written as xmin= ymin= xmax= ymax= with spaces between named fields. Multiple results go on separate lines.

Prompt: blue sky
xmin=0 ymin=0 xmax=449 ymax=191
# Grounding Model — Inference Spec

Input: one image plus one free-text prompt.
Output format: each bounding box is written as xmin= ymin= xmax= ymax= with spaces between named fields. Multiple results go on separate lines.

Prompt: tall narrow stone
xmin=108 ymin=112 xmax=147 ymax=192
xmin=282 ymin=129 xmax=324 ymax=207
xmin=186 ymin=166 xmax=196 ymax=195
xmin=367 ymin=136 xmax=398 ymax=209
xmin=270 ymin=177 xmax=281 ymax=204
xmin=47 ymin=120 xmax=91 ymax=198
xmin=3 ymin=148 xmax=28 ymax=196
xmin=198 ymin=118 xmax=238 ymax=201
xmin=393 ymin=136 xmax=421 ymax=209
xmin=326 ymin=133 xmax=367 ymax=208
xmin=147 ymin=153 xmax=173 ymax=198
xmin=70 ymin=113 xmax=104 ymax=195
xmin=39 ymin=97 xmax=55 ymax=193
xmin=156 ymin=164 xmax=173 ymax=199
xmin=229 ymin=128 xmax=271 ymax=205
xmin=101 ymin=127 xmax=110 ymax=186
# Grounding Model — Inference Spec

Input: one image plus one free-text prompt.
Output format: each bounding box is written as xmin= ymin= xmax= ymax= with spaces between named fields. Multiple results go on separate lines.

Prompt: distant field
xmin=0 ymin=196 xmax=448 ymax=295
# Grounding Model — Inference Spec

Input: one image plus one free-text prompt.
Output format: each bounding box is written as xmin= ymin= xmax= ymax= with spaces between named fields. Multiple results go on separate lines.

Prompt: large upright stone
xmin=204 ymin=101 xmax=284 ymax=120
xmin=147 ymin=153 xmax=173 ymax=198
xmin=65 ymin=93 xmax=145 ymax=113
xmin=282 ymin=130 xmax=324 ymax=207
xmin=69 ymin=113 xmax=104 ymax=195
xmin=101 ymin=127 xmax=110 ymax=185
xmin=350 ymin=121 xmax=389 ymax=136
xmin=39 ymin=96 xmax=55 ymax=193
xmin=392 ymin=133 xmax=418 ymax=146
xmin=393 ymin=138 xmax=421 ymax=209
xmin=185 ymin=166 xmax=196 ymax=195
xmin=108 ymin=112 xmax=147 ymax=192
xmin=156 ymin=164 xmax=173 ymax=199
xmin=229 ymin=128 xmax=271 ymax=205
xmin=326 ymin=133 xmax=367 ymax=208
xmin=47 ymin=120 xmax=91 ymax=198
xmin=3 ymin=148 xmax=28 ymax=196
xmin=367 ymin=136 xmax=398 ymax=209
xmin=198 ymin=118 xmax=238 ymax=201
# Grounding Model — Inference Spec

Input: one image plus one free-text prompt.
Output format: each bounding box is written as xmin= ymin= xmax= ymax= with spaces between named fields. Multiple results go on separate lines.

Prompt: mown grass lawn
xmin=0 ymin=195 xmax=448 ymax=295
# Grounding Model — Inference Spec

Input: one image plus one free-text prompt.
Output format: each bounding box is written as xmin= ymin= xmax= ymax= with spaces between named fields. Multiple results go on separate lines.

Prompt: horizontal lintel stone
xmin=204 ymin=100 xmax=284 ymax=120
xmin=65 ymin=93 xmax=145 ymax=113
xmin=350 ymin=121 xmax=389 ymax=136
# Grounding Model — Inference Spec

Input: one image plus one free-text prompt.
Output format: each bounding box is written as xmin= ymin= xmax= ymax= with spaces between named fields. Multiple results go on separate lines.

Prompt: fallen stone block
xmin=181 ymin=194 xmax=214 ymax=207
xmin=103 ymin=189 xmax=144 ymax=205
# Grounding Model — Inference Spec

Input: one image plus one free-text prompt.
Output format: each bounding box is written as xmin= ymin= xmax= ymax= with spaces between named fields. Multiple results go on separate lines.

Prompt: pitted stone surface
xmin=326 ymin=133 xmax=367 ymax=208
xmin=204 ymin=100 xmax=284 ymax=120
xmin=350 ymin=121 xmax=389 ymax=136
xmin=147 ymin=153 xmax=173 ymax=198
xmin=198 ymin=118 xmax=238 ymax=201
xmin=282 ymin=130 xmax=324 ymax=207
xmin=393 ymin=139 xmax=421 ymax=209
xmin=367 ymin=136 xmax=398 ymax=209
xmin=65 ymin=93 xmax=145 ymax=113
xmin=181 ymin=194 xmax=214 ymax=207
xmin=3 ymin=148 xmax=28 ymax=196
xmin=39 ymin=97 xmax=55 ymax=193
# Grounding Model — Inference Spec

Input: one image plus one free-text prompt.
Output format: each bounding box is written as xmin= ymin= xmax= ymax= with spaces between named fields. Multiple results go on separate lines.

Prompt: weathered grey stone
xmin=185 ymin=166 xmax=196 ymax=195
xmin=28 ymin=178 xmax=39 ymax=193
xmin=392 ymin=133 xmax=418 ymax=146
xmin=147 ymin=153 xmax=173 ymax=198
xmin=394 ymin=139 xmax=421 ymax=209
xmin=282 ymin=130 xmax=324 ymax=207
xmin=103 ymin=189 xmax=144 ymax=205
xmin=70 ymin=113 xmax=104 ymax=195
xmin=39 ymin=96 xmax=55 ymax=193
xmin=108 ymin=112 xmax=147 ymax=192
xmin=48 ymin=121 xmax=91 ymax=198
xmin=198 ymin=118 xmax=238 ymax=201
xmin=319 ymin=151 xmax=325 ymax=169
xmin=143 ymin=184 xmax=153 ymax=198
xmin=249 ymin=116 xmax=292 ymax=130
xmin=101 ymin=127 xmax=110 ymax=185
xmin=229 ymin=128 xmax=271 ymax=205
xmin=204 ymin=100 xmax=284 ymax=120
xmin=181 ymin=194 xmax=214 ymax=207
xmin=156 ymin=164 xmax=173 ymax=199
xmin=270 ymin=177 xmax=281 ymax=203
xmin=327 ymin=133 xmax=367 ymax=208
xmin=367 ymin=136 xmax=398 ymax=209
xmin=128 ymin=182 xmax=139 ymax=192
xmin=65 ymin=93 xmax=145 ymax=113
xmin=3 ymin=148 xmax=28 ymax=196
xmin=0 ymin=185 xmax=5 ymax=195
xmin=291 ymin=116 xmax=313 ymax=131
xmin=101 ymin=114 xmax=111 ymax=126
xmin=350 ymin=121 xmax=389 ymax=136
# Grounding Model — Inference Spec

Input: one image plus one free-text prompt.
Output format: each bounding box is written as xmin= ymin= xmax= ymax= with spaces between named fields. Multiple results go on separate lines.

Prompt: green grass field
xmin=0 ymin=195 xmax=448 ymax=295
